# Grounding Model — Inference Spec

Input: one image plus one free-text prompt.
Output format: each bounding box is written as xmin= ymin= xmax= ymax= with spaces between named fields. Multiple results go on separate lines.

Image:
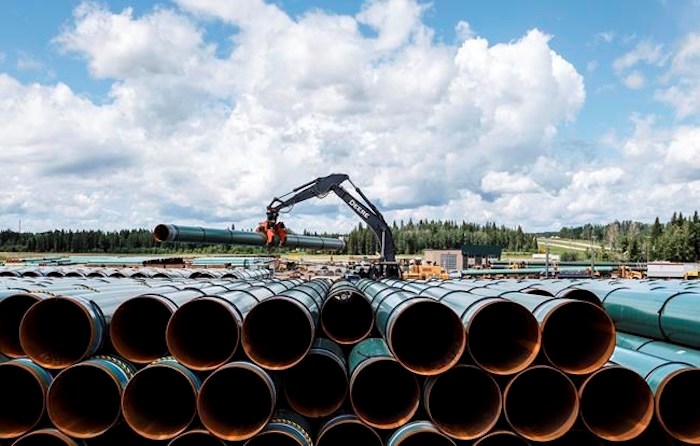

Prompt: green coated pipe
xmin=244 ymin=409 xmax=313 ymax=446
xmin=321 ymin=280 xmax=374 ymax=345
xmin=0 ymin=290 xmax=54 ymax=358
xmin=154 ymin=223 xmax=346 ymax=251
xmin=617 ymin=331 xmax=700 ymax=367
xmin=315 ymin=413 xmax=383 ymax=446
xmin=348 ymin=338 xmax=420 ymax=429
xmin=12 ymin=428 xmax=86 ymax=446
xmin=386 ymin=420 xmax=456 ymax=446
xmin=356 ymin=280 xmax=465 ymax=375
xmin=610 ymin=346 xmax=700 ymax=444
xmin=0 ymin=358 xmax=53 ymax=439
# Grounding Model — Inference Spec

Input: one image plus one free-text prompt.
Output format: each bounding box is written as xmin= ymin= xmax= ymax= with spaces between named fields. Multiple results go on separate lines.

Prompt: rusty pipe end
xmin=387 ymin=299 xmax=465 ymax=375
xmin=0 ymin=293 xmax=42 ymax=358
xmin=12 ymin=428 xmax=83 ymax=446
xmin=316 ymin=415 xmax=382 ymax=446
xmin=320 ymin=290 xmax=373 ymax=345
xmin=20 ymin=297 xmax=99 ymax=369
xmin=166 ymin=297 xmax=241 ymax=371
xmin=153 ymin=224 xmax=176 ymax=243
xmin=424 ymin=364 xmax=501 ymax=440
xmin=473 ymin=430 xmax=530 ymax=446
xmin=540 ymin=300 xmax=616 ymax=375
xmin=168 ymin=429 xmax=226 ymax=446
xmin=504 ymin=365 xmax=579 ymax=442
xmin=350 ymin=356 xmax=420 ymax=430
xmin=111 ymin=295 xmax=176 ymax=364
xmin=242 ymin=297 xmax=315 ymax=370
xmin=122 ymin=363 xmax=199 ymax=441
xmin=198 ymin=361 xmax=276 ymax=441
xmin=0 ymin=360 xmax=52 ymax=439
xmin=466 ymin=300 xmax=541 ymax=375
xmin=656 ymin=368 xmax=700 ymax=444
xmin=579 ymin=365 xmax=654 ymax=441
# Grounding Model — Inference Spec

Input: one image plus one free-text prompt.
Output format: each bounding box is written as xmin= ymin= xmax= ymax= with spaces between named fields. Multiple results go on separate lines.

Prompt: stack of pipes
xmin=1 ymin=274 xmax=699 ymax=445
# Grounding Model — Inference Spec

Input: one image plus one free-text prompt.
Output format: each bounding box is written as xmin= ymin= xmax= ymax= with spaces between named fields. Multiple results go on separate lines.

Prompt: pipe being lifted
xmin=315 ymin=414 xmax=383 ymax=446
xmin=0 ymin=358 xmax=53 ymax=440
xmin=153 ymin=224 xmax=346 ymax=251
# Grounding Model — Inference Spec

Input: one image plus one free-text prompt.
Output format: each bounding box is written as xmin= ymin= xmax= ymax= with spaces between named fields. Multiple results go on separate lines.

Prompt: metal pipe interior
xmin=167 ymin=298 xmax=240 ymax=370
xmin=473 ymin=431 xmax=530 ymax=446
xmin=466 ymin=301 xmax=540 ymax=375
xmin=12 ymin=429 xmax=82 ymax=446
xmin=111 ymin=297 xmax=173 ymax=363
xmin=388 ymin=300 xmax=465 ymax=375
xmin=48 ymin=364 xmax=122 ymax=438
xmin=541 ymin=301 xmax=615 ymax=374
xmin=122 ymin=366 xmax=197 ymax=440
xmin=0 ymin=363 xmax=46 ymax=439
xmin=504 ymin=366 xmax=579 ymax=442
xmin=198 ymin=364 xmax=276 ymax=441
xmin=284 ymin=351 xmax=347 ymax=418
xmin=242 ymin=298 xmax=314 ymax=370
xmin=548 ymin=429 xmax=603 ymax=446
xmin=425 ymin=365 xmax=501 ymax=440
xmin=656 ymin=368 xmax=700 ymax=444
xmin=316 ymin=419 xmax=382 ymax=446
xmin=168 ymin=430 xmax=226 ymax=446
xmin=558 ymin=289 xmax=601 ymax=306
xmin=388 ymin=426 xmax=456 ymax=446
xmin=321 ymin=292 xmax=373 ymax=344
xmin=244 ymin=431 xmax=306 ymax=446
xmin=20 ymin=298 xmax=93 ymax=368
xmin=0 ymin=294 xmax=40 ymax=357
xmin=350 ymin=358 xmax=420 ymax=429
xmin=579 ymin=366 xmax=654 ymax=441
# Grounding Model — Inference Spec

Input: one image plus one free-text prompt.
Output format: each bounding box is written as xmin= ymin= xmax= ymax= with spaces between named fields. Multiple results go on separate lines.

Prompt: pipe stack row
xmin=0 ymin=266 xmax=273 ymax=280
xmin=1 ymin=276 xmax=699 ymax=445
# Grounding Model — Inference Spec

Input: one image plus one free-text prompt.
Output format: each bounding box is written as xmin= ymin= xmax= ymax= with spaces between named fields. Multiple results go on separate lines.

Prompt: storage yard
xmin=1 ymin=262 xmax=700 ymax=445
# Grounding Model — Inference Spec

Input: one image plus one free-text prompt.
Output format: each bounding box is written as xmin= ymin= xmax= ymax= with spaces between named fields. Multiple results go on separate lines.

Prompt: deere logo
xmin=348 ymin=199 xmax=371 ymax=219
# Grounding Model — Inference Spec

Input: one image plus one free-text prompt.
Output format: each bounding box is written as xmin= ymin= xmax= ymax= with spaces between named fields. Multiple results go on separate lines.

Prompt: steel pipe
xmin=122 ymin=357 xmax=200 ymax=440
xmin=242 ymin=279 xmax=331 ymax=370
xmin=12 ymin=428 xmax=86 ymax=446
xmin=578 ymin=363 xmax=654 ymax=441
xmin=198 ymin=361 xmax=277 ymax=441
xmin=315 ymin=414 xmax=383 ymax=446
xmin=243 ymin=409 xmax=312 ymax=446
xmin=166 ymin=281 xmax=301 ymax=371
xmin=472 ymin=430 xmax=530 ymax=446
xmin=283 ymin=338 xmax=347 ymax=418
xmin=154 ymin=224 xmax=346 ymax=251
xmin=168 ymin=429 xmax=226 ymax=446
xmin=547 ymin=428 xmax=602 ymax=445
xmin=503 ymin=365 xmax=579 ymax=442
xmin=320 ymin=280 xmax=373 ymax=345
xmin=386 ymin=420 xmax=456 ymax=446
xmin=617 ymin=331 xmax=700 ymax=367
xmin=0 ymin=291 xmax=53 ymax=358
xmin=47 ymin=355 xmax=135 ymax=439
xmin=610 ymin=346 xmax=700 ymax=444
xmin=356 ymin=280 xmax=465 ymax=375
xmin=0 ymin=359 xmax=53 ymax=439
xmin=423 ymin=364 xmax=501 ymax=440
xmin=348 ymin=338 xmax=420 ymax=429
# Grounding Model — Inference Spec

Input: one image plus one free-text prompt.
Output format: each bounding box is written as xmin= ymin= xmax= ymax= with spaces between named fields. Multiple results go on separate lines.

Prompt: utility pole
xmin=544 ymin=240 xmax=550 ymax=278
xmin=18 ymin=219 xmax=21 ymax=234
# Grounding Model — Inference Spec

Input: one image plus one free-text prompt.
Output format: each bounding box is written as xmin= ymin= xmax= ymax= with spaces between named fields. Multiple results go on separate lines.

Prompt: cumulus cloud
xmin=656 ymin=33 xmax=700 ymax=118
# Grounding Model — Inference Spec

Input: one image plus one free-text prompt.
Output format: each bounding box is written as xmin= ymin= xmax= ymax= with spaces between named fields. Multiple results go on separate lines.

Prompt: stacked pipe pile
xmin=0 ymin=266 xmax=273 ymax=280
xmin=2 ymin=276 xmax=699 ymax=445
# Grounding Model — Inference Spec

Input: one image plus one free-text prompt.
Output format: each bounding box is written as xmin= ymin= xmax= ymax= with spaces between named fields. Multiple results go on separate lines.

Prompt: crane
xmin=256 ymin=173 xmax=400 ymax=279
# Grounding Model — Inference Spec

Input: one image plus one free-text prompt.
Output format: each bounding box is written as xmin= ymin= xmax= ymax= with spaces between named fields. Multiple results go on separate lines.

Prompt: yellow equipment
xmin=617 ymin=265 xmax=645 ymax=279
xmin=401 ymin=259 xmax=449 ymax=280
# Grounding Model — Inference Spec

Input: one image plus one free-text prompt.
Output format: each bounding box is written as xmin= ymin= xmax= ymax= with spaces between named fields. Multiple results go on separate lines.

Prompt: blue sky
xmin=2 ymin=0 xmax=700 ymax=233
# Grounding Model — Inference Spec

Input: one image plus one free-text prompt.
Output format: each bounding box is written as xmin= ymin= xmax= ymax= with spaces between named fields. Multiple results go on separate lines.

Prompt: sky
xmin=2 ymin=0 xmax=700 ymax=234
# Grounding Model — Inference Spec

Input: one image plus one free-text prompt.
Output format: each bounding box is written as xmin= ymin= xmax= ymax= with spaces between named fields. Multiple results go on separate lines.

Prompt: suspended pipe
xmin=283 ymin=338 xmax=348 ymax=418
xmin=168 ymin=429 xmax=226 ymax=446
xmin=610 ymin=346 xmax=700 ymax=444
xmin=243 ymin=409 xmax=313 ymax=446
xmin=0 ymin=359 xmax=53 ymax=439
xmin=348 ymin=338 xmax=420 ymax=429
xmin=503 ymin=365 xmax=580 ymax=442
xmin=315 ymin=414 xmax=383 ymax=446
xmin=166 ymin=281 xmax=301 ymax=371
xmin=122 ymin=357 xmax=200 ymax=441
xmin=320 ymin=280 xmax=374 ymax=345
xmin=242 ymin=279 xmax=331 ymax=370
xmin=386 ymin=420 xmax=456 ymax=446
xmin=356 ymin=280 xmax=465 ymax=375
xmin=577 ymin=363 xmax=654 ymax=441
xmin=47 ymin=355 xmax=135 ymax=439
xmin=472 ymin=430 xmax=530 ymax=446
xmin=617 ymin=331 xmax=700 ymax=367
xmin=11 ymin=428 xmax=86 ymax=446
xmin=197 ymin=361 xmax=277 ymax=441
xmin=153 ymin=223 xmax=346 ymax=251
xmin=423 ymin=364 xmax=501 ymax=440
xmin=386 ymin=280 xmax=540 ymax=375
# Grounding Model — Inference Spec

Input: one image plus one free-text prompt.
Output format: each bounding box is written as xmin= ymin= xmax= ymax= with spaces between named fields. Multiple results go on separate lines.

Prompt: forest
xmin=0 ymin=211 xmax=698 ymax=262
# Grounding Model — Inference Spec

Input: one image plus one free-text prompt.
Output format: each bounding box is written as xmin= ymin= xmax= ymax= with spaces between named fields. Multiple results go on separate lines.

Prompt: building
xmin=423 ymin=249 xmax=463 ymax=272
xmin=423 ymin=245 xmax=503 ymax=271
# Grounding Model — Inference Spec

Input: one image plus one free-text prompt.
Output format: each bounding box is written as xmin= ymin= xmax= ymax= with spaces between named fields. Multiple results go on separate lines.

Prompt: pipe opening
xmin=474 ymin=431 xmax=530 ymax=446
xmin=242 ymin=298 xmax=313 ymax=369
xmin=426 ymin=365 xmax=501 ymax=440
xmin=542 ymin=301 xmax=615 ymax=374
xmin=169 ymin=430 xmax=225 ymax=446
xmin=48 ymin=365 xmax=121 ymax=438
xmin=153 ymin=224 xmax=171 ymax=242
xmin=20 ymin=298 xmax=92 ymax=368
xmin=12 ymin=430 xmax=78 ymax=446
xmin=559 ymin=289 xmax=601 ymax=306
xmin=0 ymin=294 xmax=40 ymax=357
xmin=580 ymin=367 xmax=653 ymax=441
xmin=316 ymin=420 xmax=382 ymax=446
xmin=392 ymin=432 xmax=455 ymax=446
xmin=350 ymin=359 xmax=419 ymax=429
xmin=111 ymin=297 xmax=172 ymax=363
xmin=167 ymin=299 xmax=240 ymax=371
xmin=389 ymin=300 xmax=464 ymax=375
xmin=284 ymin=352 xmax=347 ymax=418
xmin=0 ymin=364 xmax=45 ymax=438
xmin=504 ymin=366 xmax=578 ymax=442
xmin=198 ymin=365 xmax=275 ymax=441
xmin=548 ymin=429 xmax=604 ymax=446
xmin=526 ymin=289 xmax=554 ymax=297
xmin=321 ymin=293 xmax=373 ymax=344
xmin=467 ymin=301 xmax=540 ymax=375
xmin=122 ymin=366 xmax=197 ymax=440
xmin=657 ymin=368 xmax=700 ymax=444
xmin=245 ymin=431 xmax=304 ymax=446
